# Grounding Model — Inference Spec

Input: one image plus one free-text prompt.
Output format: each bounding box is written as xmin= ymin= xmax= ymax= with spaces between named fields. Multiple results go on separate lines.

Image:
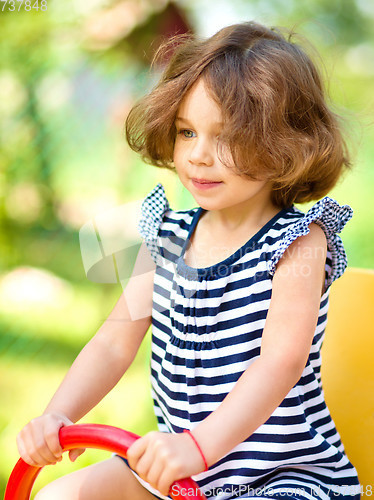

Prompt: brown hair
xmin=125 ymin=21 xmax=351 ymax=208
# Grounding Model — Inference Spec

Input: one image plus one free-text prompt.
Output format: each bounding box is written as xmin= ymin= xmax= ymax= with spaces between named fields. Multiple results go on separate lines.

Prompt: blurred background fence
xmin=1 ymin=0 xmax=373 ymax=495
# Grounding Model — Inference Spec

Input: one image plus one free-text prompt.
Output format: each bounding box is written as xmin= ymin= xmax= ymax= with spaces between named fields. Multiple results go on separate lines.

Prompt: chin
xmin=192 ymin=197 xmax=223 ymax=211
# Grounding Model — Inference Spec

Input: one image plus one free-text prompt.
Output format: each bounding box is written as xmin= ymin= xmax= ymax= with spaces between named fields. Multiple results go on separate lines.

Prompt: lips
xmin=191 ymin=178 xmax=223 ymax=190
xmin=191 ymin=178 xmax=221 ymax=184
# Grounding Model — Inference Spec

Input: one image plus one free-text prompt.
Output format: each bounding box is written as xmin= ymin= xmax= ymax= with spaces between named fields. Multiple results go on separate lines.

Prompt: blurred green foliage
xmin=0 ymin=0 xmax=373 ymax=496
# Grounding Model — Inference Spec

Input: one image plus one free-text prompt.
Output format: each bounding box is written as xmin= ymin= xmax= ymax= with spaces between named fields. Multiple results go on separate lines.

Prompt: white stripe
xmin=151 ymin=326 xmax=265 ymax=359
xmin=140 ymin=200 xmax=358 ymax=498
xmin=168 ymin=302 xmax=269 ymax=331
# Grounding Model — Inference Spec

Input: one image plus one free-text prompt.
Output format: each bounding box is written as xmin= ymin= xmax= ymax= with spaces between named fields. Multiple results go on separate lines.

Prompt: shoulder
xmin=137 ymin=183 xmax=198 ymax=264
xmin=267 ymin=197 xmax=353 ymax=291
xmin=280 ymin=221 xmax=327 ymax=261
xmin=275 ymin=222 xmax=327 ymax=276
xmin=137 ymin=183 xmax=170 ymax=241
xmin=137 ymin=183 xmax=197 ymax=237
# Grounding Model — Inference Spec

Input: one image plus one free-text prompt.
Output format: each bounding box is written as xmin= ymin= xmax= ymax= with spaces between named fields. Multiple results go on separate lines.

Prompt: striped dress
xmin=137 ymin=183 xmax=361 ymax=500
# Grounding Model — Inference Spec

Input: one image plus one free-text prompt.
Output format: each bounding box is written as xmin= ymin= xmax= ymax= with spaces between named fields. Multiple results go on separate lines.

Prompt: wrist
xmin=42 ymin=410 xmax=74 ymax=424
xmin=190 ymin=422 xmax=228 ymax=468
xmin=183 ymin=429 xmax=208 ymax=471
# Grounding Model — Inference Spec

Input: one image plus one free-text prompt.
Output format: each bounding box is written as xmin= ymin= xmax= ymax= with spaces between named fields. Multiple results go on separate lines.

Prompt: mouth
xmin=191 ymin=178 xmax=223 ymax=190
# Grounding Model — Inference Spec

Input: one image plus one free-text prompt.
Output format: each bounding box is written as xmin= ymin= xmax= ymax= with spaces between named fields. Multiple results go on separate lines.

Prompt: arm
xmin=193 ymin=223 xmax=327 ymax=464
xmin=17 ymin=243 xmax=155 ymax=466
xmin=43 ymin=275 xmax=153 ymax=423
xmin=127 ymin=223 xmax=327 ymax=495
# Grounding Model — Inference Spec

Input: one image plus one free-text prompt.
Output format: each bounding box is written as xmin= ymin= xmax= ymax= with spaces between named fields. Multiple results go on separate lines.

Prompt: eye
xmin=178 ymin=129 xmax=196 ymax=139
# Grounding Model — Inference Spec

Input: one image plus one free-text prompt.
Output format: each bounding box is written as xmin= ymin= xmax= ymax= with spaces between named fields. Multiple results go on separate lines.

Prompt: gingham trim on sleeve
xmin=137 ymin=183 xmax=170 ymax=264
xmin=268 ymin=197 xmax=353 ymax=289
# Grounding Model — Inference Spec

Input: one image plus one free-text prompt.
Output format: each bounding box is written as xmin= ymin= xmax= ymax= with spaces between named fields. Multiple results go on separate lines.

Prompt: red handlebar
xmin=4 ymin=424 xmax=207 ymax=500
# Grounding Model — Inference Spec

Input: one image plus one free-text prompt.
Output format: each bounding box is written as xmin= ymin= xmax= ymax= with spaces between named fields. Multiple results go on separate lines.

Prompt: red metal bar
xmin=4 ymin=424 xmax=206 ymax=500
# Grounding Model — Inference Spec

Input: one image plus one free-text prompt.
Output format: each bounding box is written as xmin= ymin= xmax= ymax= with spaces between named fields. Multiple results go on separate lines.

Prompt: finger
xmin=18 ymin=421 xmax=60 ymax=466
xmin=145 ymin=456 xmax=165 ymax=491
xmin=133 ymin=445 xmax=154 ymax=480
xmin=43 ymin=421 xmax=64 ymax=459
xmin=29 ymin=421 xmax=62 ymax=465
xmin=20 ymin=441 xmax=59 ymax=467
xmin=127 ymin=435 xmax=148 ymax=470
xmin=157 ymin=467 xmax=176 ymax=497
xmin=17 ymin=427 xmax=48 ymax=466
xmin=69 ymin=448 xmax=85 ymax=462
xmin=16 ymin=437 xmax=40 ymax=467
xmin=29 ymin=444 xmax=61 ymax=466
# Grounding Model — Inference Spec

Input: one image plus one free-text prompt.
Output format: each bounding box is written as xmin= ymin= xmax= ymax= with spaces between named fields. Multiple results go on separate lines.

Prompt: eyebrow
xmin=175 ymin=116 xmax=223 ymax=127
xmin=175 ymin=116 xmax=191 ymax=124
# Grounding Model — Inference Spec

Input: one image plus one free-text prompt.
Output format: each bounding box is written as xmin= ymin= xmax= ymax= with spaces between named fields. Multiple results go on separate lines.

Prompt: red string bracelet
xmin=183 ymin=429 xmax=208 ymax=471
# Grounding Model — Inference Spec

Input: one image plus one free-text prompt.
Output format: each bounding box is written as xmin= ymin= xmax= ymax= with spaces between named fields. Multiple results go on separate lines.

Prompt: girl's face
xmin=173 ymin=78 xmax=274 ymax=216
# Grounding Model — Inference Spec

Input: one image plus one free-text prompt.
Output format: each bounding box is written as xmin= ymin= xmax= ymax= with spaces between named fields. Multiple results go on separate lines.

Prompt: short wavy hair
xmin=125 ymin=21 xmax=351 ymax=208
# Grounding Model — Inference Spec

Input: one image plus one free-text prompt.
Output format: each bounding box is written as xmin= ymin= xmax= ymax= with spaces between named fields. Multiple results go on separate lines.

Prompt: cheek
xmin=173 ymin=145 xmax=186 ymax=178
xmin=173 ymin=141 xmax=188 ymax=165
xmin=228 ymin=178 xmax=269 ymax=197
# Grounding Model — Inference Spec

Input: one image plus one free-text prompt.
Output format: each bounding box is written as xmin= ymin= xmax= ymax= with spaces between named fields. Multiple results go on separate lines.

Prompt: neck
xmin=204 ymin=194 xmax=279 ymax=233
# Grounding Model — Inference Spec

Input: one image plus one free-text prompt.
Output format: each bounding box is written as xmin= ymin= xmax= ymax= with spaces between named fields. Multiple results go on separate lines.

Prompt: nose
xmin=188 ymin=137 xmax=215 ymax=167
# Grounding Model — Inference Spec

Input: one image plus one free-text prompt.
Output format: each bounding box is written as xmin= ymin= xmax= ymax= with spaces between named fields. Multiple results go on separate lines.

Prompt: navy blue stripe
xmin=143 ymin=195 xmax=358 ymax=496
xmin=171 ymin=309 xmax=268 ymax=336
xmin=173 ymin=289 xmax=271 ymax=318
xmin=159 ymin=343 xmax=261 ymax=366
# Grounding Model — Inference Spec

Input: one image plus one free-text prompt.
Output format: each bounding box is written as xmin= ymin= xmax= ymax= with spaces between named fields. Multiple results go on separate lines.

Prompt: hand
xmin=16 ymin=413 xmax=85 ymax=467
xmin=127 ymin=431 xmax=206 ymax=496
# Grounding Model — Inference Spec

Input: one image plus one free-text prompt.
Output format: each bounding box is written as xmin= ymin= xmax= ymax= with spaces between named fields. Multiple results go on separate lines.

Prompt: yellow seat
xmin=321 ymin=267 xmax=374 ymax=489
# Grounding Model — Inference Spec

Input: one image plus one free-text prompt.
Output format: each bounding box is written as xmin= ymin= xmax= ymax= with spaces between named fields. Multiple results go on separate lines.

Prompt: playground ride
xmin=5 ymin=424 xmax=207 ymax=500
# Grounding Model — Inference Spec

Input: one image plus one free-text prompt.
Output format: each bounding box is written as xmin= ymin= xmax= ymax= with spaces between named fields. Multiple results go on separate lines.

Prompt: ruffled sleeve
xmin=137 ymin=183 xmax=170 ymax=265
xmin=268 ymin=196 xmax=353 ymax=290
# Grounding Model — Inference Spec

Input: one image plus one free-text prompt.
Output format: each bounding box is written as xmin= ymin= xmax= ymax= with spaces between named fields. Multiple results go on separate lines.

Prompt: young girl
xmin=17 ymin=21 xmax=361 ymax=500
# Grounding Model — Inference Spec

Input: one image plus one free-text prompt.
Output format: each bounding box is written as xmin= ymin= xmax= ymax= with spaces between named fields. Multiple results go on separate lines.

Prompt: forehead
xmin=176 ymin=78 xmax=222 ymax=122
